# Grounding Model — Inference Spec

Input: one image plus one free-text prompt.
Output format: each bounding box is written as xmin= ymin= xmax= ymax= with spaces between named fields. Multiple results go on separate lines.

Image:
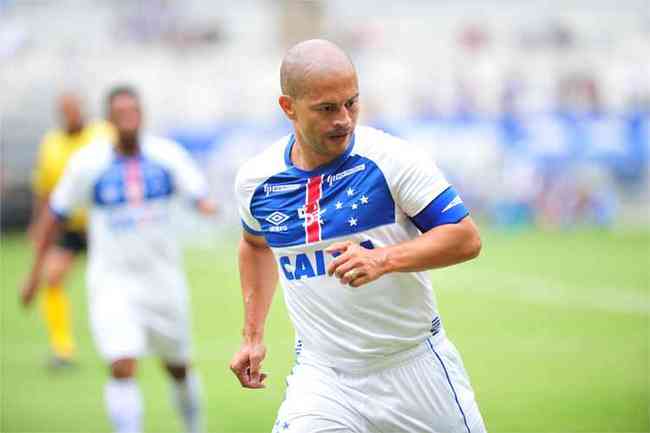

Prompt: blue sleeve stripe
xmin=410 ymin=186 xmax=469 ymax=233
xmin=241 ymin=219 xmax=264 ymax=236
xmin=48 ymin=204 xmax=68 ymax=222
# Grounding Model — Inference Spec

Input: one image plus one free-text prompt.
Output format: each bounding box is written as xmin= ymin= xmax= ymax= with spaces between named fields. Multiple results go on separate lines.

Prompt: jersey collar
xmin=283 ymin=133 xmax=356 ymax=178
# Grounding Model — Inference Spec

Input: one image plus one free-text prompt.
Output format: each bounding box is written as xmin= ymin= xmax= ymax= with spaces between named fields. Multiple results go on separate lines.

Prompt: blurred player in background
xmin=21 ymin=86 xmax=214 ymax=433
xmin=231 ymin=40 xmax=487 ymax=433
xmin=29 ymin=92 xmax=113 ymax=367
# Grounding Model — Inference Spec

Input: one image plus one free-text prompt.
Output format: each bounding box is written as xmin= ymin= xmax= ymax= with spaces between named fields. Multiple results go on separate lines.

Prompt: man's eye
xmin=345 ymin=99 xmax=357 ymax=109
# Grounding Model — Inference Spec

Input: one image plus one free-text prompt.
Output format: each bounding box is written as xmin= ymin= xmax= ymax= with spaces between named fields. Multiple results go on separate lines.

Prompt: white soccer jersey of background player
xmin=235 ymin=125 xmax=468 ymax=371
xmin=50 ymin=135 xmax=207 ymax=304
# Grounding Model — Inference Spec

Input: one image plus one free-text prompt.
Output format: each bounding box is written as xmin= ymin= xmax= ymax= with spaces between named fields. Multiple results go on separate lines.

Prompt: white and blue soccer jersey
xmin=50 ymin=134 xmax=208 ymax=303
xmin=235 ymin=125 xmax=469 ymax=371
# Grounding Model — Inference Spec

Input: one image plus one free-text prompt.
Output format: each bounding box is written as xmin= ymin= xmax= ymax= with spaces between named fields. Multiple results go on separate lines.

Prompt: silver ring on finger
xmin=345 ymin=268 xmax=359 ymax=280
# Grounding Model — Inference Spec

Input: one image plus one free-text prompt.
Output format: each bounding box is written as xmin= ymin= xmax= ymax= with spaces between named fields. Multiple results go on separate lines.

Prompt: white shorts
xmin=272 ymin=337 xmax=487 ymax=433
xmin=89 ymin=290 xmax=191 ymax=365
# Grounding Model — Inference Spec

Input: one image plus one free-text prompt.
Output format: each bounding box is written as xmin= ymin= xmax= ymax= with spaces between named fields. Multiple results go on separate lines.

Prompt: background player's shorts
xmin=56 ymin=230 xmax=87 ymax=253
xmin=272 ymin=336 xmax=487 ymax=433
xmin=89 ymin=289 xmax=191 ymax=365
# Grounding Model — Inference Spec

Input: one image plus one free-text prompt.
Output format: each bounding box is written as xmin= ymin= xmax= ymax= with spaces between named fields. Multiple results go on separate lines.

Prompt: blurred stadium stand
xmin=1 ymin=0 xmax=648 ymax=230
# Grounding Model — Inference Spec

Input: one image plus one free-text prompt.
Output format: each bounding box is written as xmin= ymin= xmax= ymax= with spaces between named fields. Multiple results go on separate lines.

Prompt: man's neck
xmin=116 ymin=134 xmax=139 ymax=157
xmin=65 ymin=124 xmax=84 ymax=135
xmin=291 ymin=133 xmax=347 ymax=172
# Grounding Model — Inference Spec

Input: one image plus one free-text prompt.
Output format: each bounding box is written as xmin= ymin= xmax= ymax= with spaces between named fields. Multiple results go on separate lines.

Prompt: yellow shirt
xmin=32 ymin=121 xmax=114 ymax=232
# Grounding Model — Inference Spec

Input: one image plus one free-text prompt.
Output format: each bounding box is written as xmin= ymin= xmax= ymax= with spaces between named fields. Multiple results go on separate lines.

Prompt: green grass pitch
xmin=1 ymin=228 xmax=648 ymax=432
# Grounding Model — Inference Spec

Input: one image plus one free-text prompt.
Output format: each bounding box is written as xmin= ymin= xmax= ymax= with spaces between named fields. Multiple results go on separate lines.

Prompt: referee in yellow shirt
xmin=29 ymin=92 xmax=113 ymax=367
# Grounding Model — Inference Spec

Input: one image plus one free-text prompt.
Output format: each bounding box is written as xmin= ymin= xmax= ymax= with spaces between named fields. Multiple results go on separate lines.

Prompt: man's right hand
xmin=20 ymin=271 xmax=40 ymax=307
xmin=229 ymin=342 xmax=268 ymax=389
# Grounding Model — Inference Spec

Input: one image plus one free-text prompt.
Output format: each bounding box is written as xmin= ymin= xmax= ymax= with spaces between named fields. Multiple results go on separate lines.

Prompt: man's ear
xmin=278 ymin=95 xmax=296 ymax=120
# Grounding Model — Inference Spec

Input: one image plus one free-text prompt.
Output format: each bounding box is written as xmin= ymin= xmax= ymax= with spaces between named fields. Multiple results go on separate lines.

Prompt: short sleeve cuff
xmin=48 ymin=204 xmax=69 ymax=222
xmin=410 ymin=186 xmax=469 ymax=233
xmin=241 ymin=219 xmax=263 ymax=236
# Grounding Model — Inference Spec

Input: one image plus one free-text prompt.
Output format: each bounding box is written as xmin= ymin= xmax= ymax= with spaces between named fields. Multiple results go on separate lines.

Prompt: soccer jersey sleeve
xmin=49 ymin=151 xmax=93 ymax=221
xmin=234 ymin=166 xmax=263 ymax=236
xmin=32 ymin=133 xmax=58 ymax=197
xmin=160 ymin=139 xmax=208 ymax=202
xmin=373 ymin=131 xmax=469 ymax=232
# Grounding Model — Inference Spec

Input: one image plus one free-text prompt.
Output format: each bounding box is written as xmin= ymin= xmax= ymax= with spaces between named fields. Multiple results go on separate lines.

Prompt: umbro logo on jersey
xmin=266 ymin=211 xmax=290 ymax=226
xmin=442 ymin=195 xmax=462 ymax=213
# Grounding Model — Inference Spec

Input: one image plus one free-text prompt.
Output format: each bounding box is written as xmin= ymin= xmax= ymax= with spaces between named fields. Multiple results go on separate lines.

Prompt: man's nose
xmin=333 ymin=107 xmax=351 ymax=129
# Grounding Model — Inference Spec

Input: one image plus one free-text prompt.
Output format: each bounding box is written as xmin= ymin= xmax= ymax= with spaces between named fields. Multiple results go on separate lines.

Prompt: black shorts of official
xmin=56 ymin=230 xmax=87 ymax=254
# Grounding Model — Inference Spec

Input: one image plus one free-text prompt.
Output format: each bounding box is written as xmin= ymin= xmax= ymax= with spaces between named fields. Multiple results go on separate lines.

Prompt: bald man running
xmin=230 ymin=39 xmax=487 ymax=433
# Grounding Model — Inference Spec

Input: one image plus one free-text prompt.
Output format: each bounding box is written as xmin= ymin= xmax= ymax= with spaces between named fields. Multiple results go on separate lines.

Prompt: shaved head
xmin=58 ymin=92 xmax=81 ymax=109
xmin=280 ymin=39 xmax=356 ymax=99
xmin=278 ymin=39 xmax=360 ymax=169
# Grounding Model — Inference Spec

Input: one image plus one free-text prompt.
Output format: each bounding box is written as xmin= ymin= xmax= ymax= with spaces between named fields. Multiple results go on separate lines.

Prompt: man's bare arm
xmin=229 ymin=231 xmax=278 ymax=389
xmin=381 ymin=216 xmax=481 ymax=272
xmin=27 ymin=194 xmax=49 ymax=244
xmin=21 ymin=209 xmax=63 ymax=305
xmin=240 ymin=232 xmax=278 ymax=343
xmin=327 ymin=217 xmax=481 ymax=287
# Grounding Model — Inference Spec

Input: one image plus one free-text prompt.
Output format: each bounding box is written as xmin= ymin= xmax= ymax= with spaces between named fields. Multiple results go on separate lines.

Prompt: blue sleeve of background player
xmin=409 ymin=186 xmax=469 ymax=233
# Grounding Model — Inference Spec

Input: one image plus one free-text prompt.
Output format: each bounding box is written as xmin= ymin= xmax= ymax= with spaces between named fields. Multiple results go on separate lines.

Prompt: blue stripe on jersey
xmin=93 ymin=155 xmax=174 ymax=206
xmin=249 ymin=153 xmax=395 ymax=247
xmin=410 ymin=186 xmax=469 ymax=233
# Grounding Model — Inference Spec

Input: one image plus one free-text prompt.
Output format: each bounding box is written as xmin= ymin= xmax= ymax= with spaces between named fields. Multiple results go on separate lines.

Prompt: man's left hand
xmin=325 ymin=241 xmax=390 ymax=287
